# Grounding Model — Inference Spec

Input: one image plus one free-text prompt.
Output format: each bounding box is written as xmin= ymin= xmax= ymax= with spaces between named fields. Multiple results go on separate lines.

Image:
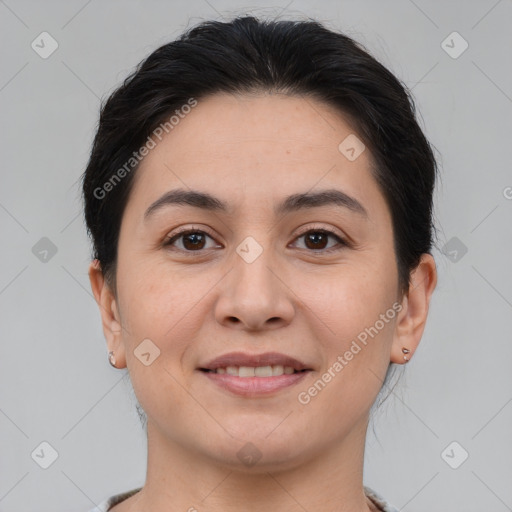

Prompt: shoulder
xmin=364 ymin=485 xmax=401 ymax=512
xmin=86 ymin=487 xmax=143 ymax=512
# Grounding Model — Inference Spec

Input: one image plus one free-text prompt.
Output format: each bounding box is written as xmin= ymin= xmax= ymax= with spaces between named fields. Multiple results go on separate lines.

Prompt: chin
xmin=200 ymin=425 xmax=314 ymax=472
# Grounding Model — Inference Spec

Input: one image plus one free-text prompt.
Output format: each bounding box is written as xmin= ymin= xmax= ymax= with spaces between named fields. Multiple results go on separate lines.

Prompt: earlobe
xmin=391 ymin=253 xmax=437 ymax=364
xmin=87 ymin=259 xmax=127 ymax=369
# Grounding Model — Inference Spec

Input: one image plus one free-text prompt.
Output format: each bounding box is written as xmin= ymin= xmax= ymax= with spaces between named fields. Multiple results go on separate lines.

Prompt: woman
xmin=82 ymin=15 xmax=437 ymax=512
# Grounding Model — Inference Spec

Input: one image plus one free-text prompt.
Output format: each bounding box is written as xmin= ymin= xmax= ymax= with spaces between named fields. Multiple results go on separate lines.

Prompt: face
xmin=91 ymin=92 xmax=431 ymax=471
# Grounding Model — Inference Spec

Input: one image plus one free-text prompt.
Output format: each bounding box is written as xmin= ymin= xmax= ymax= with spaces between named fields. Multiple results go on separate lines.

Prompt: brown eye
xmin=164 ymin=227 xmax=347 ymax=254
xmin=164 ymin=230 xmax=217 ymax=251
xmin=293 ymin=229 xmax=347 ymax=252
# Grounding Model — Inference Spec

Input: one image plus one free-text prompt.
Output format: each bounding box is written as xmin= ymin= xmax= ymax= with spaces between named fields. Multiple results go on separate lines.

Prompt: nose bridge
xmin=232 ymin=233 xmax=279 ymax=304
xmin=215 ymin=231 xmax=295 ymax=330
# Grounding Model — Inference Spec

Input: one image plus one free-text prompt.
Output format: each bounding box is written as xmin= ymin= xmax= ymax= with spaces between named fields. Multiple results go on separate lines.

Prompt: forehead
xmin=123 ymin=92 xmax=388 ymax=224
xmin=153 ymin=91 xmax=361 ymax=161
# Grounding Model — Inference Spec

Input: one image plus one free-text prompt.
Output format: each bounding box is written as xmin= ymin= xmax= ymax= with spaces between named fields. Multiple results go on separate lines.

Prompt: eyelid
xmin=163 ymin=225 xmax=219 ymax=247
xmin=294 ymin=223 xmax=347 ymax=241
xmin=291 ymin=224 xmax=349 ymax=251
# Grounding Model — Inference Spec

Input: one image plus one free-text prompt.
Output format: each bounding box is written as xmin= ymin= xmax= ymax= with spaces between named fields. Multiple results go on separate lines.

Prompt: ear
xmin=88 ymin=259 xmax=127 ymax=369
xmin=391 ymin=253 xmax=437 ymax=364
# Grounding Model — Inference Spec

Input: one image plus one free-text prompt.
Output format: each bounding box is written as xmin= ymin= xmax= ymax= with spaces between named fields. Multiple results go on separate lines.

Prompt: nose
xmin=214 ymin=241 xmax=295 ymax=332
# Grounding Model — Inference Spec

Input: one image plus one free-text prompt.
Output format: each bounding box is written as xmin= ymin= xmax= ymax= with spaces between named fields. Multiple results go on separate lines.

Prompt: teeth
xmin=272 ymin=365 xmax=284 ymax=376
xmin=239 ymin=366 xmax=255 ymax=377
xmin=255 ymin=366 xmax=272 ymax=377
xmin=213 ymin=365 xmax=297 ymax=377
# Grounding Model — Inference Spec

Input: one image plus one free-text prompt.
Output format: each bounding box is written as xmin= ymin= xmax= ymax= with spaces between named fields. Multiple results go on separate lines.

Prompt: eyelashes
xmin=163 ymin=229 xmax=219 ymax=252
xmin=163 ymin=226 xmax=349 ymax=254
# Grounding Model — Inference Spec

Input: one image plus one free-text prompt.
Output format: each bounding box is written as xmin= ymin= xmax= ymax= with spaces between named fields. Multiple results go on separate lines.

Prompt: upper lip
xmin=199 ymin=351 xmax=312 ymax=371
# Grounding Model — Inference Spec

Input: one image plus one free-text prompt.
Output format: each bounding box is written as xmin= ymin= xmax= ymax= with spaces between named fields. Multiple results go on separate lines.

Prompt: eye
xmin=163 ymin=226 xmax=348 ymax=254
xmin=291 ymin=227 xmax=347 ymax=253
xmin=163 ymin=228 xmax=219 ymax=252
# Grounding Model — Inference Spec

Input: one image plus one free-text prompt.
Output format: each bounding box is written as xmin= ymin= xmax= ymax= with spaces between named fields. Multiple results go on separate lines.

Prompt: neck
xmin=130 ymin=415 xmax=375 ymax=512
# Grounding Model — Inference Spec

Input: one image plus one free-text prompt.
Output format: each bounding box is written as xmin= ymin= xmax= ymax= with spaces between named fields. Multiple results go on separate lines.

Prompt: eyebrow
xmin=143 ymin=187 xmax=368 ymax=221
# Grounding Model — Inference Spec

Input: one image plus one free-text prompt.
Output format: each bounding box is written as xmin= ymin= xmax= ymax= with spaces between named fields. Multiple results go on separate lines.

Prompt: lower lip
xmin=199 ymin=370 xmax=310 ymax=397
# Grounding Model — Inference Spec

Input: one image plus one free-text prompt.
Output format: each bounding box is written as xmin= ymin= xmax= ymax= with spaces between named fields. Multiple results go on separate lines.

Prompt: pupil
xmin=307 ymin=232 xmax=326 ymax=249
xmin=184 ymin=233 xmax=204 ymax=249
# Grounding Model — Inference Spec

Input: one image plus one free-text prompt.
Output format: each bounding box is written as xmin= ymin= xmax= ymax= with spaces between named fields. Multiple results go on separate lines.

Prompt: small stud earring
xmin=108 ymin=351 xmax=116 ymax=368
xmin=402 ymin=347 xmax=411 ymax=362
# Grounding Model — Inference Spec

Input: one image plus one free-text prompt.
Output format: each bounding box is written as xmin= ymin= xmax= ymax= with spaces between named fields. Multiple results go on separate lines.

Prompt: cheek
xmin=293 ymin=275 xmax=397 ymax=430
xmin=296 ymin=262 xmax=399 ymax=410
xmin=116 ymin=260 xmax=221 ymax=377
xmin=293 ymin=261 xmax=395 ymax=340
xmin=117 ymin=258 xmax=205 ymax=329
xmin=117 ymin=266 xmax=203 ymax=419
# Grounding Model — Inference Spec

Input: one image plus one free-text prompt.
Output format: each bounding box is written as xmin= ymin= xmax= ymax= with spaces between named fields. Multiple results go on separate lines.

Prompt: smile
xmin=201 ymin=365 xmax=303 ymax=377
xmin=199 ymin=367 xmax=311 ymax=396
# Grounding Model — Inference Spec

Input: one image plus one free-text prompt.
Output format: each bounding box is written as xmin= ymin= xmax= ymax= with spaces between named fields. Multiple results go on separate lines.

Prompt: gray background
xmin=1 ymin=0 xmax=511 ymax=511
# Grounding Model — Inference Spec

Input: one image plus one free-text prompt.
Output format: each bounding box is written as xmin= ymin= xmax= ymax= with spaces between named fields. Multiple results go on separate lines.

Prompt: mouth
xmin=199 ymin=350 xmax=312 ymax=372
xmin=199 ymin=365 xmax=308 ymax=377
xmin=198 ymin=351 xmax=313 ymax=397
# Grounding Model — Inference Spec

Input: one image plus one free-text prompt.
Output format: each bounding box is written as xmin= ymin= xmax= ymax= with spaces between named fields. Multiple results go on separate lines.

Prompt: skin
xmin=88 ymin=91 xmax=437 ymax=512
